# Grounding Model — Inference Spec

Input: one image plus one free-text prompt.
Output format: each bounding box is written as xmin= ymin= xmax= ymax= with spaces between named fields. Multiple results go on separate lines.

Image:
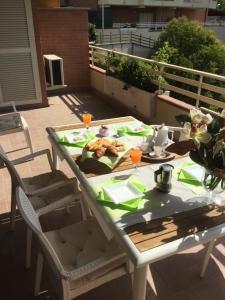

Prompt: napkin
xmin=117 ymin=123 xmax=153 ymax=137
xmin=173 ymin=162 xmax=204 ymax=194
xmin=180 ymin=163 xmax=205 ymax=183
xmin=59 ymin=131 xmax=95 ymax=148
xmin=94 ymin=176 xmax=147 ymax=210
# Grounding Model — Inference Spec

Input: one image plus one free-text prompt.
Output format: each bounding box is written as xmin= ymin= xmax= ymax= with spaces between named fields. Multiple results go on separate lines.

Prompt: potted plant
xmin=167 ymin=108 xmax=225 ymax=192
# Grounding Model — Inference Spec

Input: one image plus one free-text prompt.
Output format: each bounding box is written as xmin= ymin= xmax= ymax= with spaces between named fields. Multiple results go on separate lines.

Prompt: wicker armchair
xmin=16 ymin=187 xmax=131 ymax=299
xmin=0 ymin=145 xmax=82 ymax=268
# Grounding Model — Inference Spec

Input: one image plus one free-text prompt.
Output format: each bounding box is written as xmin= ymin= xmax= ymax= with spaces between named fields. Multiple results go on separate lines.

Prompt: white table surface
xmin=47 ymin=117 xmax=225 ymax=300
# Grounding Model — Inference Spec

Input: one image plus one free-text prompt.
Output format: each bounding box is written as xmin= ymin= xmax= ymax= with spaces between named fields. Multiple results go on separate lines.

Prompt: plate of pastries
xmin=85 ymin=138 xmax=125 ymax=158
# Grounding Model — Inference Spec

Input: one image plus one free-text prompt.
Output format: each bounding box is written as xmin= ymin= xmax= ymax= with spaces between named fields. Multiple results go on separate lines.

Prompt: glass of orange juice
xmin=130 ymin=148 xmax=142 ymax=174
xmin=82 ymin=113 xmax=92 ymax=131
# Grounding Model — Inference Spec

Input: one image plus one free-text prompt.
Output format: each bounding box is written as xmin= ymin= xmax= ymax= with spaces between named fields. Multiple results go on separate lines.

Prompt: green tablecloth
xmin=117 ymin=124 xmax=153 ymax=137
xmin=59 ymin=132 xmax=95 ymax=148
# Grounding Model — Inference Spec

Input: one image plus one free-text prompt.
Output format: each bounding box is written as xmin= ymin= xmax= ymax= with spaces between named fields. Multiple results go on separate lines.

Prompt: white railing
xmin=89 ymin=44 xmax=225 ymax=110
xmin=113 ymin=21 xmax=225 ymax=30
xmin=113 ymin=22 xmax=168 ymax=30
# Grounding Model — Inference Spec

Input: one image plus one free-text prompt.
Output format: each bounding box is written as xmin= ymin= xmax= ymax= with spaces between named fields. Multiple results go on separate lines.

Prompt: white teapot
xmin=140 ymin=128 xmax=156 ymax=152
xmin=154 ymin=125 xmax=169 ymax=147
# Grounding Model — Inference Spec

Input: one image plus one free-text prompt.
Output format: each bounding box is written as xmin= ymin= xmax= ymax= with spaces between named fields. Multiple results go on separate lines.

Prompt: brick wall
xmin=33 ymin=8 xmax=90 ymax=92
xmin=111 ymin=6 xmax=206 ymax=24
xmin=112 ymin=7 xmax=139 ymax=23
xmin=155 ymin=8 xmax=175 ymax=22
xmin=176 ymin=8 xmax=207 ymax=22
xmin=69 ymin=0 xmax=97 ymax=10
xmin=32 ymin=0 xmax=60 ymax=7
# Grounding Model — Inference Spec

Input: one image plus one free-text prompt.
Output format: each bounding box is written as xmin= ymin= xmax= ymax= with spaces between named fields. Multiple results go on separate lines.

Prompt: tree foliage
xmin=217 ymin=0 xmax=225 ymax=12
xmin=89 ymin=23 xmax=97 ymax=41
xmin=154 ymin=17 xmax=225 ymax=75
xmin=153 ymin=17 xmax=225 ymax=106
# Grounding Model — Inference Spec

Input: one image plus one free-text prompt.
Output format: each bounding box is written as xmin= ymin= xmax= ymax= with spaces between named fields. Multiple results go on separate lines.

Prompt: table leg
xmin=52 ymin=145 xmax=59 ymax=170
xmin=200 ymin=239 xmax=216 ymax=278
xmin=133 ymin=265 xmax=148 ymax=300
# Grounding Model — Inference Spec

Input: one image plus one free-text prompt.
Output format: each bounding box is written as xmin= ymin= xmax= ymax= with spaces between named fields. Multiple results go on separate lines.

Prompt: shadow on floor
xmin=1 ymin=208 xmax=225 ymax=300
xmin=59 ymin=93 xmax=127 ymax=122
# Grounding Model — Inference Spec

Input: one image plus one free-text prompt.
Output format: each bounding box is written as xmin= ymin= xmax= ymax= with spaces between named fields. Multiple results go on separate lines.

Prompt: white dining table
xmin=46 ymin=116 xmax=225 ymax=300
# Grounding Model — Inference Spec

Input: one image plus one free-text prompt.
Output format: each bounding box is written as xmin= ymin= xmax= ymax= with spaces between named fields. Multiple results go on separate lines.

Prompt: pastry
xmin=95 ymin=147 xmax=107 ymax=158
xmin=85 ymin=138 xmax=125 ymax=158
xmin=106 ymin=146 xmax=118 ymax=157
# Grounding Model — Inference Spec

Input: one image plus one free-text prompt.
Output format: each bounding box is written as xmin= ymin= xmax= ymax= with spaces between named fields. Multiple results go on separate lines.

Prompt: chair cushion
xmin=22 ymin=170 xmax=78 ymax=210
xmin=69 ymin=257 xmax=126 ymax=291
xmin=45 ymin=218 xmax=124 ymax=274
xmin=0 ymin=112 xmax=22 ymax=131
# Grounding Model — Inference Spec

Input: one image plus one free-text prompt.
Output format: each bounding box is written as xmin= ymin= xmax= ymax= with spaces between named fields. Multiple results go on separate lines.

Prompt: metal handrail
xmin=89 ymin=44 xmax=225 ymax=110
xmin=97 ymin=32 xmax=155 ymax=49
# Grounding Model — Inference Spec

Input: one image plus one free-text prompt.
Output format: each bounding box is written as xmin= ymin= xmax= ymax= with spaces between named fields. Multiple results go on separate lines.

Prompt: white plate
xmin=65 ymin=132 xmax=89 ymax=144
xmin=102 ymin=181 xmax=143 ymax=204
xmin=127 ymin=123 xmax=147 ymax=133
xmin=149 ymin=152 xmax=167 ymax=158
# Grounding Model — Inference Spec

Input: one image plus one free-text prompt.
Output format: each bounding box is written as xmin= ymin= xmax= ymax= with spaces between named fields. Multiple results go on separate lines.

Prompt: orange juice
xmin=82 ymin=114 xmax=92 ymax=126
xmin=130 ymin=149 xmax=142 ymax=164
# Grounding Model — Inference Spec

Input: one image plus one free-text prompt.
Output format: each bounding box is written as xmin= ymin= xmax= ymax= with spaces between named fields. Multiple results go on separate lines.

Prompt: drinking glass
xmin=82 ymin=113 xmax=92 ymax=132
xmin=201 ymin=168 xmax=225 ymax=204
xmin=130 ymin=149 xmax=142 ymax=175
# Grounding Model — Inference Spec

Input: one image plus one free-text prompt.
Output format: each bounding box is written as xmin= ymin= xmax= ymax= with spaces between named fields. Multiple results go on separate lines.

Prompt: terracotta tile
xmin=1 ymin=91 xmax=225 ymax=299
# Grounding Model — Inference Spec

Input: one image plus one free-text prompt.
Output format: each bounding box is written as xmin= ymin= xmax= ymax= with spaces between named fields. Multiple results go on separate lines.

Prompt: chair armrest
xmin=20 ymin=116 xmax=28 ymax=129
xmin=11 ymin=149 xmax=53 ymax=169
xmin=37 ymin=193 xmax=81 ymax=216
xmin=27 ymin=180 xmax=79 ymax=196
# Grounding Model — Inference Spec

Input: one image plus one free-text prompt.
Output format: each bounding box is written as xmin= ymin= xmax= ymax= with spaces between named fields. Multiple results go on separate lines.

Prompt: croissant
xmin=106 ymin=146 xmax=118 ymax=157
xmin=95 ymin=147 xmax=107 ymax=158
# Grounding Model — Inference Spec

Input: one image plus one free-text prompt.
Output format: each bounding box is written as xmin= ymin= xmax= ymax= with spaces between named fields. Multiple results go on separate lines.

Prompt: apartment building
xmin=68 ymin=0 xmax=217 ymax=27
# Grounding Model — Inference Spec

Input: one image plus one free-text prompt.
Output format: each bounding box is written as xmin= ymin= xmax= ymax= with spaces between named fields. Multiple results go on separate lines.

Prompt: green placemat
xmin=80 ymin=142 xmax=133 ymax=169
xmin=92 ymin=176 xmax=147 ymax=220
xmin=173 ymin=162 xmax=204 ymax=194
xmin=117 ymin=124 xmax=153 ymax=137
xmin=59 ymin=132 xmax=95 ymax=148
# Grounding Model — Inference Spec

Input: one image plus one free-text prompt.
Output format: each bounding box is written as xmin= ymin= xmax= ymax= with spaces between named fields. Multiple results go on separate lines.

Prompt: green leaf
xmin=175 ymin=114 xmax=191 ymax=126
xmin=207 ymin=118 xmax=222 ymax=134
xmin=221 ymin=149 xmax=225 ymax=168
xmin=189 ymin=149 xmax=205 ymax=166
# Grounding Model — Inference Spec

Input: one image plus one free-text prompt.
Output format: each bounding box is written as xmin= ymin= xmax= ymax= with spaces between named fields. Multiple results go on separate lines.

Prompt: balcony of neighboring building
xmin=98 ymin=0 xmax=217 ymax=10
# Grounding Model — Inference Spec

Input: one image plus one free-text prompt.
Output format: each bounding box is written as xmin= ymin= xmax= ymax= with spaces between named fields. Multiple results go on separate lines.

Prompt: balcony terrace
xmin=1 ymin=91 xmax=225 ymax=300
xmin=2 ymin=2 xmax=225 ymax=299
xmin=98 ymin=0 xmax=217 ymax=9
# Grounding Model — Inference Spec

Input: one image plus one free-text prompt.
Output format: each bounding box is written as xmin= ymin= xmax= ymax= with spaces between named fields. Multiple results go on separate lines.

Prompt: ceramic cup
xmin=154 ymin=145 xmax=163 ymax=157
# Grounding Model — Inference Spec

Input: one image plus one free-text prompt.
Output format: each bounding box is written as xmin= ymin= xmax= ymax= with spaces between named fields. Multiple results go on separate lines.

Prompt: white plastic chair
xmin=0 ymin=101 xmax=33 ymax=154
xmin=16 ymin=187 xmax=130 ymax=299
xmin=0 ymin=145 xmax=82 ymax=268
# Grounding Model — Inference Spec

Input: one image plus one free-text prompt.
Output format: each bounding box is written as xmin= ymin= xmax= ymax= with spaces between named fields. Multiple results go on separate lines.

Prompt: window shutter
xmin=0 ymin=0 xmax=41 ymax=105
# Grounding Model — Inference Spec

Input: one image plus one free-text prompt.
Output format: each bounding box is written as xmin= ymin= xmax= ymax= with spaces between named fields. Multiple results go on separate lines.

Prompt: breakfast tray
xmin=76 ymin=150 xmax=149 ymax=177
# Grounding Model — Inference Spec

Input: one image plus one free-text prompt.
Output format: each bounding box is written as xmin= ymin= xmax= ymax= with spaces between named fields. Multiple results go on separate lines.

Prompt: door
xmin=0 ymin=0 xmax=41 ymax=106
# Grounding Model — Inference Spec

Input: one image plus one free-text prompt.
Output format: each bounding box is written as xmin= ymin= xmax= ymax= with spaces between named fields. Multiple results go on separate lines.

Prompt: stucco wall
xmin=90 ymin=67 xmax=190 ymax=125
